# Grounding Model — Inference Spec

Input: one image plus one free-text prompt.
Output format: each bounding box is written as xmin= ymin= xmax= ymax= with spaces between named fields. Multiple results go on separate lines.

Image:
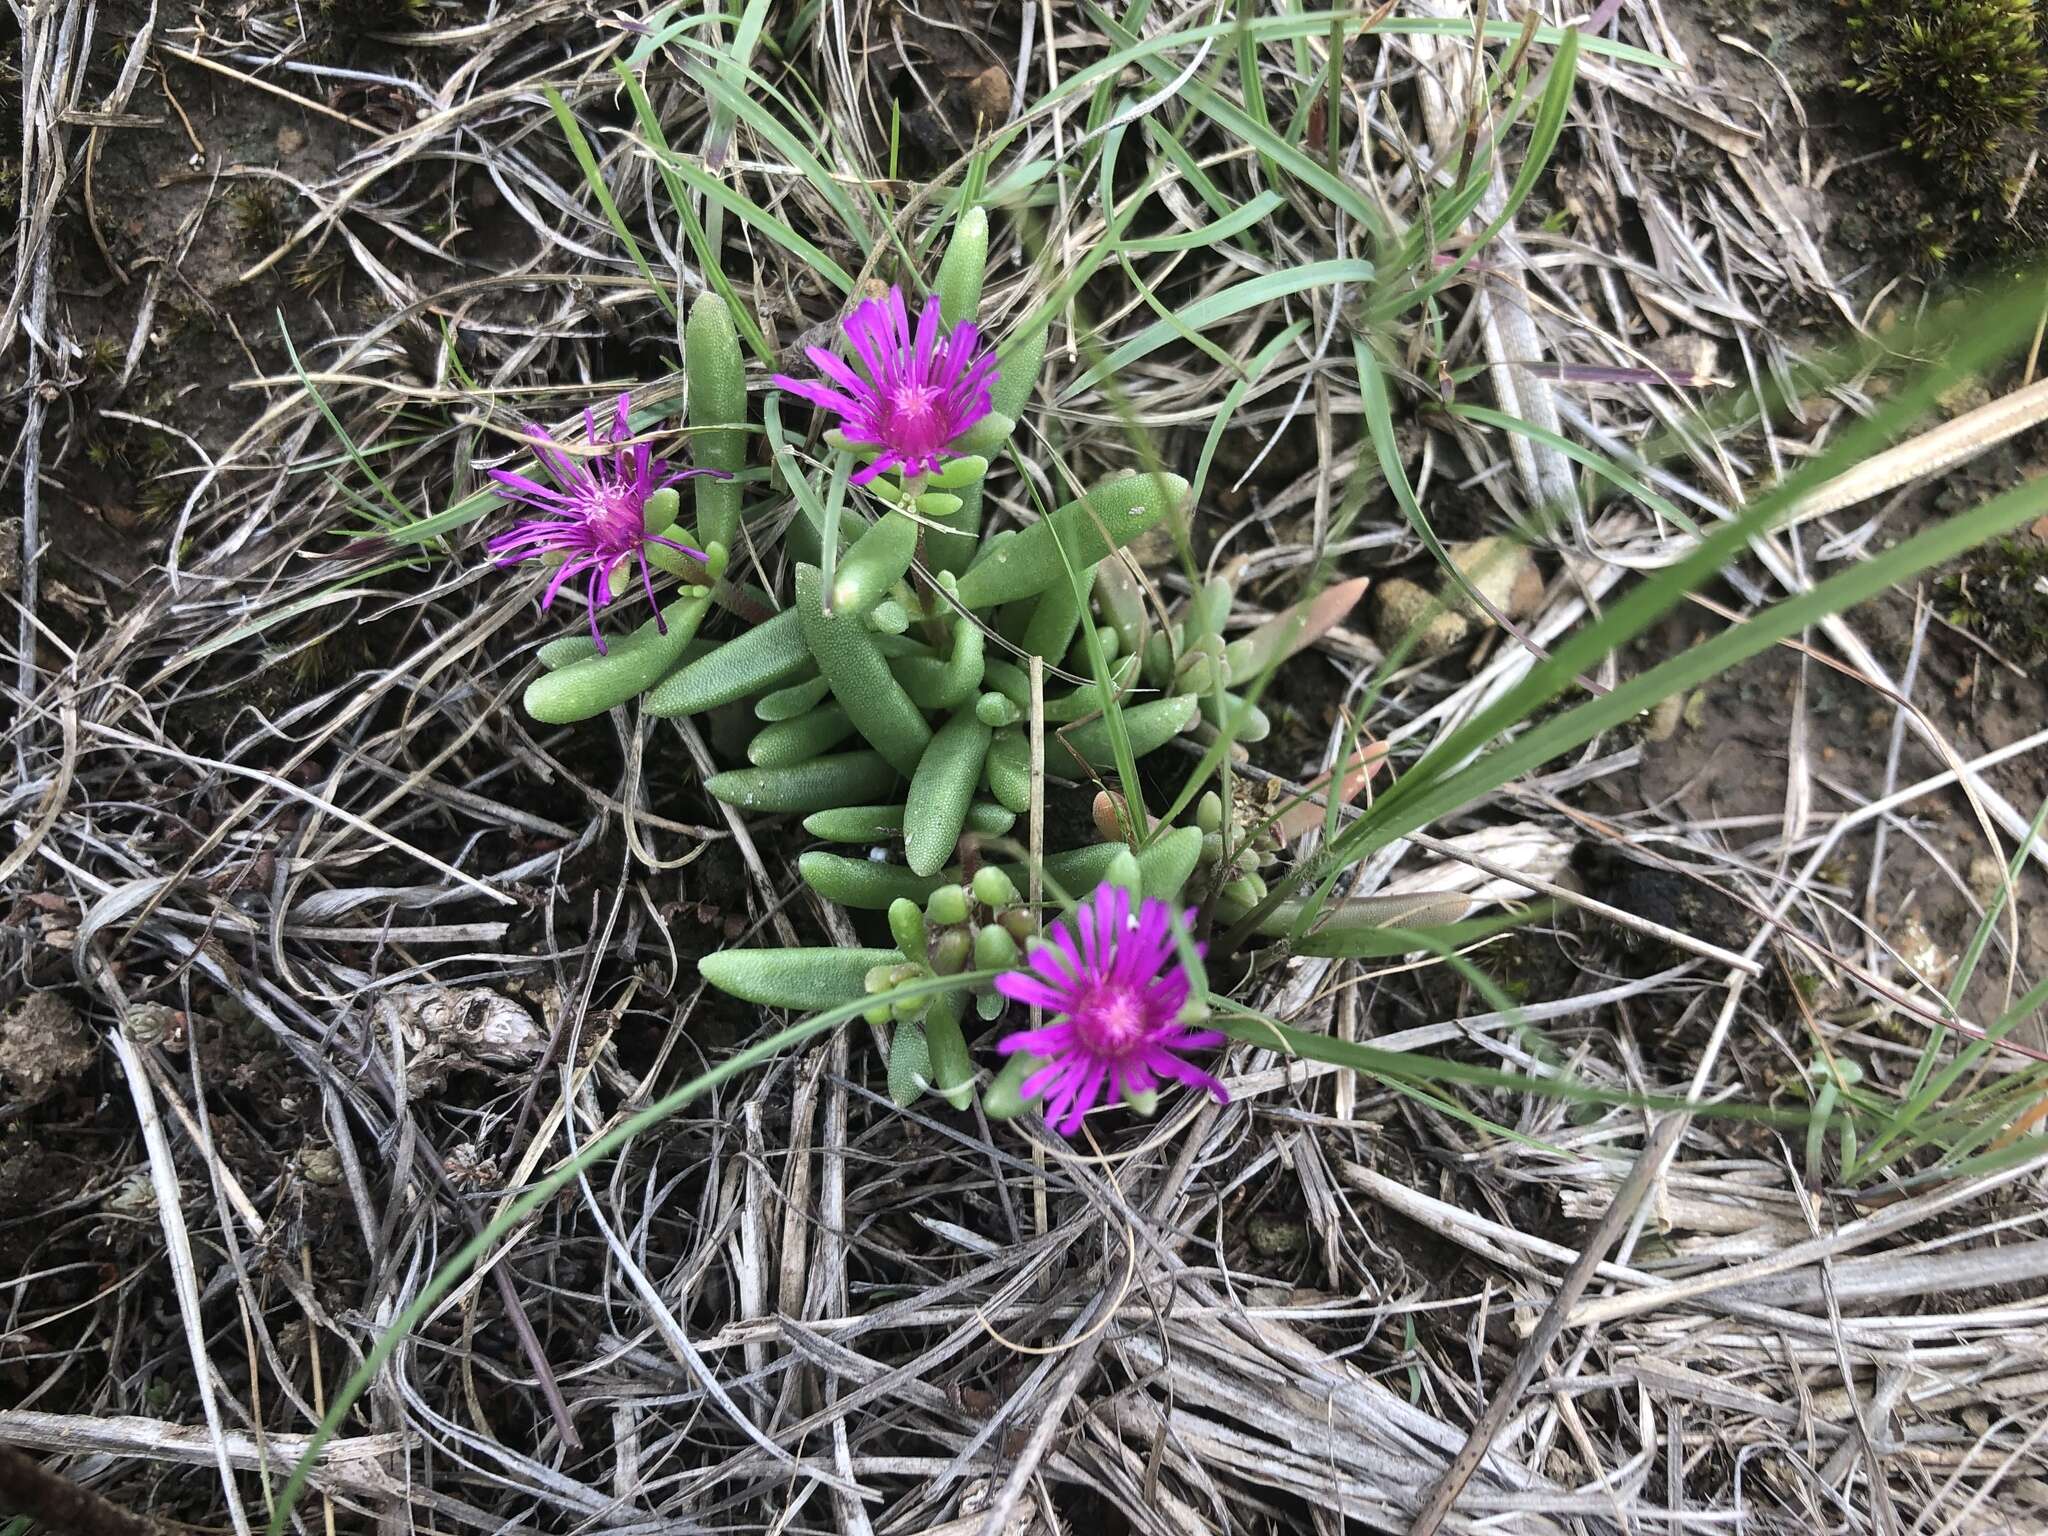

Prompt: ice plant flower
xmin=487 ymin=393 xmax=730 ymax=652
xmin=994 ymin=884 xmax=1228 ymax=1136
xmin=771 ymin=286 xmax=997 ymax=485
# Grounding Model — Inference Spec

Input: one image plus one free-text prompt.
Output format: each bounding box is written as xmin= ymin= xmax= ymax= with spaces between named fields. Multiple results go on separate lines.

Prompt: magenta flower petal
xmin=990 ymin=885 xmax=1228 ymax=1138
xmin=992 ymin=973 xmax=1071 ymax=1013
xmin=488 ymin=390 xmax=732 ymax=655
xmin=771 ymin=285 xmax=997 ymax=483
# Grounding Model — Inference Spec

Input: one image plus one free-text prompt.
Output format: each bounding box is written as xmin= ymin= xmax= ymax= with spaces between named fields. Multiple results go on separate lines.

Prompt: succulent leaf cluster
xmin=492 ymin=210 xmax=1446 ymax=1121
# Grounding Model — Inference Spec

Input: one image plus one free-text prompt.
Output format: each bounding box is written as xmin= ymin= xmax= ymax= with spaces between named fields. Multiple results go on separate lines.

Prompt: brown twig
xmin=0 ymin=1439 xmax=162 ymax=1536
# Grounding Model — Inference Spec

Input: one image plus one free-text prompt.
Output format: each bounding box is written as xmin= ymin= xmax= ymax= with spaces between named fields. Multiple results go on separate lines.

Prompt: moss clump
xmin=225 ymin=184 xmax=288 ymax=249
xmin=1942 ymin=533 xmax=2048 ymax=661
xmin=1845 ymin=0 xmax=2047 ymax=180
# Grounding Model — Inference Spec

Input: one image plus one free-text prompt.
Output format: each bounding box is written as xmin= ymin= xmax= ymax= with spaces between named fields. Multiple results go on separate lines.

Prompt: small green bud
xmin=928 ymin=884 xmax=970 ymax=927
xmin=930 ymin=927 xmax=973 ymax=975
xmin=867 ymin=599 xmax=911 ymax=635
xmin=888 ymin=897 xmax=928 ymax=959
xmin=998 ymin=906 xmax=1039 ymax=944
xmin=971 ymin=866 xmax=1019 ymax=908
xmin=982 ymin=1051 xmax=1041 ymax=1120
xmin=701 ymin=540 xmax=729 ymax=581
xmin=864 ymin=964 xmax=898 ymax=994
xmin=976 ymin=989 xmax=1005 ymax=1021
xmin=1196 ymin=790 xmax=1223 ymax=833
xmin=975 ymin=692 xmax=1022 ymax=728
xmin=974 ymin=923 xmax=1019 ymax=970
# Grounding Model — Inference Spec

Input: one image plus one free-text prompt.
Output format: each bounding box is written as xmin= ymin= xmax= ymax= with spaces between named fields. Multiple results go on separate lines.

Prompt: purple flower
xmin=486 ymin=393 xmax=730 ymax=652
xmin=994 ymin=884 xmax=1227 ymax=1136
xmin=771 ymin=286 xmax=997 ymax=486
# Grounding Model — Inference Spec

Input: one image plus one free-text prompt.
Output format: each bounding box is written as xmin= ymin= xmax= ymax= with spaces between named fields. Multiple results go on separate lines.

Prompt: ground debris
xmin=0 ymin=991 xmax=95 ymax=1102
xmin=369 ymin=985 xmax=546 ymax=1098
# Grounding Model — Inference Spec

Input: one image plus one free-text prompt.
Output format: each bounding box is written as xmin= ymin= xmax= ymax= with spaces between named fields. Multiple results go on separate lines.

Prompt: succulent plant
xmin=500 ymin=212 xmax=1445 ymax=1123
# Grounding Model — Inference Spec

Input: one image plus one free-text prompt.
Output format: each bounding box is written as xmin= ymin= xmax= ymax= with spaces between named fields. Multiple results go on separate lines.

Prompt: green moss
xmin=289 ymin=249 xmax=348 ymax=299
xmin=1845 ymin=0 xmax=2047 ymax=181
xmin=225 ymin=184 xmax=288 ymax=249
xmin=1942 ymin=534 xmax=2048 ymax=662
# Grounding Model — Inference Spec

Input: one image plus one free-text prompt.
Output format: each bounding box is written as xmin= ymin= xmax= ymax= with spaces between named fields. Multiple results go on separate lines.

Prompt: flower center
xmin=1073 ymin=983 xmax=1148 ymax=1060
xmin=586 ymin=480 xmax=649 ymax=547
xmin=880 ymin=384 xmax=950 ymax=456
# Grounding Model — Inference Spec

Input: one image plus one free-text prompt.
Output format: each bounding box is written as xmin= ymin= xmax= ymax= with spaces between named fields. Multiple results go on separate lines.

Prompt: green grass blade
xmin=545 ymin=87 xmax=678 ymax=322
xmin=1060 ymin=259 xmax=1377 ymax=400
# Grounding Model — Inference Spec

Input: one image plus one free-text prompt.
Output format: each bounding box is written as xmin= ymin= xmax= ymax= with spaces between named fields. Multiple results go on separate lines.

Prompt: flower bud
xmin=888 ymin=897 xmax=928 ymax=959
xmin=928 ymin=884 xmax=970 ymax=927
xmin=930 ymin=927 xmax=972 ymax=975
xmin=974 ymin=923 xmax=1019 ymax=971
xmin=971 ymin=866 xmax=1018 ymax=909
xmin=976 ymin=692 xmax=1022 ymax=728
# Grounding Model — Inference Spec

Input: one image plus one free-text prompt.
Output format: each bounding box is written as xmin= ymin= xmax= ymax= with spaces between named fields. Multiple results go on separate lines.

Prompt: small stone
xmin=1444 ymin=537 xmax=1537 ymax=624
xmin=276 ymin=125 xmax=307 ymax=158
xmin=297 ymin=1145 xmax=344 ymax=1185
xmin=1890 ymin=910 xmax=1958 ymax=991
xmin=1968 ymin=853 xmax=2007 ymax=907
xmin=1247 ymin=1211 xmax=1309 ymax=1258
xmin=1638 ymin=694 xmax=1684 ymax=743
xmin=964 ymin=64 xmax=1010 ymax=125
xmin=1375 ymin=578 xmax=1468 ymax=659
xmin=0 ymin=992 xmax=95 ymax=1102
